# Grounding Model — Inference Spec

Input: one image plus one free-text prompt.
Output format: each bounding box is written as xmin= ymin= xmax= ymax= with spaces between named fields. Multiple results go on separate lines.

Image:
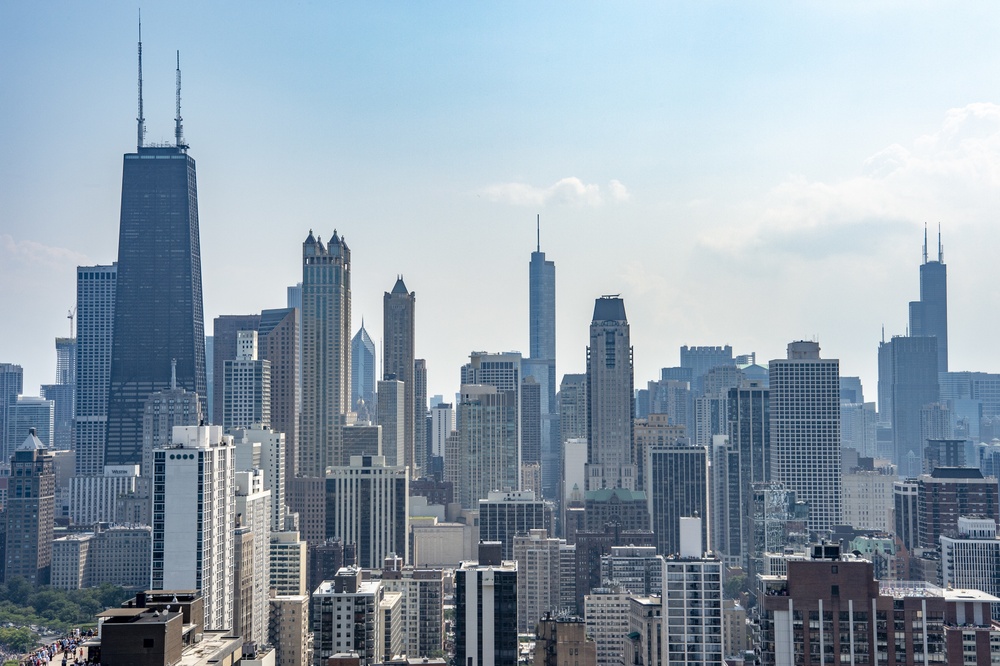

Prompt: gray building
xmin=384 ymin=277 xmax=416 ymax=476
xmin=909 ymin=228 xmax=948 ymax=373
xmin=351 ymin=322 xmax=377 ymax=415
xmin=879 ymin=335 xmax=939 ymax=478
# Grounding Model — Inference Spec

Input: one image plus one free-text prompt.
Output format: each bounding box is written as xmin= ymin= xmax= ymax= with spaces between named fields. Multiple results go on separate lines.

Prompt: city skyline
xmin=5 ymin=5 xmax=1000 ymax=404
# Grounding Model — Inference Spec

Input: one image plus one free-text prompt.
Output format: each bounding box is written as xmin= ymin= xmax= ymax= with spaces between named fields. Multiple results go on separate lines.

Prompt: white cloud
xmin=481 ymin=177 xmax=630 ymax=207
xmin=701 ymin=102 xmax=1000 ymax=256
xmin=0 ymin=234 xmax=89 ymax=268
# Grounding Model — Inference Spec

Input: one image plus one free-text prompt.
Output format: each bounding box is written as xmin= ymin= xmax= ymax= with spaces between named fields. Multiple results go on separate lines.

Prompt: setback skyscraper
xmin=909 ymin=227 xmax=948 ymax=374
xmin=527 ymin=217 xmax=557 ymax=498
xmin=383 ymin=277 xmax=416 ymax=475
xmin=586 ymin=296 xmax=636 ymax=491
xmin=106 ymin=43 xmax=206 ymax=467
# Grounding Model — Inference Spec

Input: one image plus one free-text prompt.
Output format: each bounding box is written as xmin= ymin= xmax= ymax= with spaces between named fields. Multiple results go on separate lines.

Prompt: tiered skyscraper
xmin=526 ymin=217 xmax=557 ymax=498
xmin=383 ymin=277 xmax=416 ymax=474
xmin=586 ymin=296 xmax=636 ymax=491
xmin=909 ymin=227 xmax=948 ymax=373
xmin=106 ymin=41 xmax=206 ymax=467
xmin=300 ymin=230 xmax=351 ymax=476
xmin=350 ymin=321 xmax=376 ymax=415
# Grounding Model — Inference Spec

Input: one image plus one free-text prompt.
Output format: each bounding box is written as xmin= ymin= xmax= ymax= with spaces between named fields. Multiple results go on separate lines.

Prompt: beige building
xmin=534 ymin=616 xmax=596 ymax=666
xmin=584 ymin=588 xmax=631 ymax=666
xmin=271 ymin=530 xmax=307 ymax=596
xmin=841 ymin=465 xmax=895 ymax=532
xmin=270 ymin=594 xmax=312 ymax=666
xmin=51 ymin=525 xmax=152 ymax=590
xmin=625 ymin=596 xmax=661 ymax=666
xmin=515 ymin=529 xmax=572 ymax=633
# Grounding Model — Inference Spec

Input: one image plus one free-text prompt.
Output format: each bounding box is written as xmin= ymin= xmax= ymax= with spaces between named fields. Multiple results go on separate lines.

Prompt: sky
xmin=3 ymin=2 xmax=1000 ymax=405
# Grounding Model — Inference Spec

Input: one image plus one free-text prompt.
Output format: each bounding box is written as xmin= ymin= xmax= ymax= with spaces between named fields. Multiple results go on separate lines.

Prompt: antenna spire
xmin=171 ymin=358 xmax=177 ymax=390
xmin=938 ymin=223 xmax=943 ymax=263
xmin=137 ymin=11 xmax=146 ymax=150
xmin=536 ymin=214 xmax=540 ymax=252
xmin=922 ymin=223 xmax=928 ymax=264
xmin=175 ymin=50 xmax=186 ymax=149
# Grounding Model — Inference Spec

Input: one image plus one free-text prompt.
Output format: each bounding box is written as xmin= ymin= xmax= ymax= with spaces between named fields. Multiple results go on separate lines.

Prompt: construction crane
xmin=67 ymin=306 xmax=76 ymax=338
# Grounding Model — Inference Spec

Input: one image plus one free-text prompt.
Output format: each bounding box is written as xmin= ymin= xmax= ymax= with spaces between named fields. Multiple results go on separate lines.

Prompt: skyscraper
xmin=300 ymin=230 xmax=351 ymax=476
xmin=212 ymin=314 xmax=261 ymax=425
xmin=258 ymin=307 xmax=299 ymax=482
xmin=4 ymin=430 xmax=55 ymax=585
xmin=909 ymin=227 xmax=948 ymax=374
xmin=586 ymin=296 xmax=635 ymax=491
xmin=0 ymin=363 xmax=24 ymax=465
xmin=455 ymin=542 xmax=518 ymax=666
xmin=769 ymin=341 xmax=841 ymax=532
xmin=879 ymin=335 xmax=940 ymax=478
xmin=527 ymin=218 xmax=557 ymax=498
xmin=351 ymin=322 xmax=376 ymax=414
xmin=223 ymin=330 xmax=271 ymax=431
xmin=106 ymin=43 xmax=206 ymax=467
xmin=384 ymin=277 xmax=416 ymax=476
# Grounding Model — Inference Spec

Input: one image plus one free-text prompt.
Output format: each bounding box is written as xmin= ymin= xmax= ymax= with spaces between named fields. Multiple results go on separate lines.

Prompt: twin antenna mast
xmin=136 ymin=11 xmax=187 ymax=151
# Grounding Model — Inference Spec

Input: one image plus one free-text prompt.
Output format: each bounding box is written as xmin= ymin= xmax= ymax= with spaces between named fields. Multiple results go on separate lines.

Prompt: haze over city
xmin=3 ymin=2 xmax=1000 ymax=412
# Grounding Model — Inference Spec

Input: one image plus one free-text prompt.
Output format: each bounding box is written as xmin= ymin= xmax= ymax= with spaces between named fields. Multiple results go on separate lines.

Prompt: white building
xmin=585 ymin=587 xmax=632 ymax=666
xmin=237 ymin=468 xmax=272 ymax=646
xmin=429 ymin=401 xmax=453 ymax=458
xmin=941 ymin=516 xmax=1000 ymax=601
xmin=224 ymin=330 xmax=272 ymax=432
xmin=770 ymin=341 xmax=841 ymax=531
xmin=841 ymin=464 xmax=896 ymax=532
xmin=234 ymin=426 xmax=287 ymax=531
xmin=377 ymin=379 xmax=405 ymax=467
xmin=271 ymin=530 xmax=307 ymax=596
xmin=514 ymin=528 xmax=571 ymax=633
xmin=68 ymin=464 xmax=139 ymax=526
xmin=151 ymin=424 xmax=234 ymax=632
xmin=379 ymin=564 xmax=445 ymax=658
xmin=661 ymin=517 xmax=724 ymax=666
xmin=326 ymin=455 xmax=409 ymax=568
xmin=312 ymin=567 xmax=400 ymax=666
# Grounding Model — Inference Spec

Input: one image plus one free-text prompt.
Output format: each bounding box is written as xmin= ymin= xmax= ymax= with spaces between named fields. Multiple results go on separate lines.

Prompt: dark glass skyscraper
xmin=106 ymin=37 xmax=206 ymax=467
xmin=909 ymin=228 xmax=948 ymax=373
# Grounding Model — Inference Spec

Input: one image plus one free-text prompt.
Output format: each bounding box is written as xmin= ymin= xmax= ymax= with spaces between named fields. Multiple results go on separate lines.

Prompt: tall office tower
xmin=534 ymin=616 xmax=596 ymax=666
xmin=693 ymin=366 xmax=742 ymax=449
xmin=559 ymin=374 xmax=588 ymax=445
xmin=107 ymin=52 xmax=207 ymax=467
xmin=727 ymin=379 xmax=770 ymax=503
xmin=586 ymin=296 xmax=635 ymax=491
xmin=140 ymin=366 xmax=203 ymax=480
xmin=429 ymin=401 xmax=453 ymax=459
xmin=710 ymin=434 xmax=742 ymax=567
xmin=647 ymin=375 xmax=693 ymax=431
xmin=235 ymin=469 xmax=272 ymax=647
xmin=205 ymin=335 xmax=214 ymax=417
xmin=455 ymin=542 xmax=518 ymax=666
xmin=0 ymin=363 xmax=24 ymax=463
xmin=223 ymin=330 xmax=271 ymax=431
xmin=661 ymin=517 xmax=724 ymax=666
xmin=879 ymin=335 xmax=939 ymax=478
xmin=841 ymin=401 xmax=878 ymax=458
xmin=351 ymin=322 xmax=376 ymax=414
xmin=414 ymin=358 xmax=427 ymax=472
xmin=5 ymin=396 xmax=55 ymax=459
xmin=55 ymin=337 xmax=77 ymax=387
xmin=325 ymin=455 xmax=409 ymax=568
xmin=647 ymin=443 xmax=708 ymax=556
xmin=527 ymin=221 xmax=558 ymax=501
xmin=514 ymin=529 xmax=572 ymax=633
xmin=769 ymin=341 xmax=841 ymax=532
xmin=211 ymin=314 xmax=261 ymax=426
xmin=377 ymin=378 xmax=405 ymax=466
xmin=40 ymin=384 xmax=73 ymax=451
xmin=521 ymin=376 xmax=542 ymax=465
xmin=3 ymin=430 xmax=55 ymax=585
xmin=680 ymin=345 xmax=734 ymax=396
xmin=909 ymin=227 xmax=948 ymax=373
xmin=456 ymin=384 xmax=520 ymax=509
xmin=258 ymin=307 xmax=299 ymax=481
xmin=840 ymin=376 xmax=864 ymax=404
xmin=300 ymin=230 xmax=351 ymax=477
xmin=383 ymin=277 xmax=416 ymax=476
xmin=479 ymin=490 xmax=555 ymax=560
xmin=461 ymin=351 xmax=523 ymax=469
xmin=632 ymin=414 xmax=686 ymax=493
xmin=600 ymin=545 xmax=662 ymax=596
xmin=151 ymin=425 xmax=234 ymax=632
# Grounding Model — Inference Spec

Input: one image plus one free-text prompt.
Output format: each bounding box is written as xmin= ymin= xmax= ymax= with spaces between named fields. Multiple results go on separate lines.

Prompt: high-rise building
xmin=384 ymin=277 xmax=416 ymax=476
xmin=211 ymin=314 xmax=261 ymax=426
xmin=710 ymin=434 xmax=742 ymax=567
xmin=414 ymin=358 xmax=428 ymax=472
xmin=379 ymin=562 xmax=445 ymax=659
xmin=4 ymin=396 xmax=55 ymax=460
xmin=429 ymin=402 xmax=453 ymax=459
xmin=917 ymin=467 xmax=1000 ymax=550
xmin=528 ymin=222 xmax=558 ymax=502
xmin=514 ymin=529 xmax=573 ymax=633
xmin=140 ymin=366 xmax=203 ymax=481
xmin=151 ymin=425 xmax=234 ymax=632
xmin=40 ymin=384 xmax=74 ymax=451
xmin=325 ymin=455 xmax=409 ymax=568
xmin=586 ymin=296 xmax=635 ymax=491
xmin=879 ymin=335 xmax=939 ymax=478
xmin=0 ymin=363 xmax=24 ymax=466
xmin=377 ymin=379 xmax=405 ymax=467
xmin=300 ymin=230 xmax=351 ymax=476
xmin=584 ymin=587 xmax=632 ymax=666
xmin=769 ymin=341 xmax=841 ymax=532
xmin=456 ymin=383 xmax=520 ymax=509
xmin=534 ymin=616 xmax=596 ymax=666
xmin=727 ymin=379 xmax=769 ymax=562
xmin=600 ymin=545 xmax=661 ymax=596
xmin=479 ymin=490 xmax=554 ymax=560
xmin=661 ymin=516 xmax=724 ymax=666
xmin=455 ymin=542 xmax=518 ymax=666
xmin=940 ymin=516 xmax=1000 ymax=602
xmin=312 ymin=567 xmax=400 ymax=666
xmin=54 ymin=337 xmax=76 ymax=387
xmin=632 ymin=414 xmax=686 ymax=493
xmin=680 ymin=345 xmax=734 ymax=396
xmin=223 ymin=330 xmax=271 ymax=431
xmin=647 ymin=443 xmax=708 ymax=556
xmin=258 ymin=307 xmax=299 ymax=482
xmin=4 ymin=430 xmax=55 ymax=585
xmin=351 ymin=321 xmax=377 ymax=416
xmin=106 ymin=75 xmax=207 ymax=467
xmin=909 ymin=227 xmax=948 ymax=373
xmin=234 ymin=469 xmax=271 ymax=647
xmin=521 ymin=376 xmax=542 ymax=466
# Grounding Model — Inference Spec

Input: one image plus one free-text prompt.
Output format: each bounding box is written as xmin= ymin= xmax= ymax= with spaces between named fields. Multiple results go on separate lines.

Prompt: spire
xmin=922 ymin=222 xmax=928 ymax=264
xmin=175 ymin=50 xmax=186 ymax=149
xmin=938 ymin=223 xmax=944 ymax=263
xmin=137 ymin=11 xmax=146 ymax=150
xmin=536 ymin=214 xmax=540 ymax=253
xmin=171 ymin=358 xmax=177 ymax=390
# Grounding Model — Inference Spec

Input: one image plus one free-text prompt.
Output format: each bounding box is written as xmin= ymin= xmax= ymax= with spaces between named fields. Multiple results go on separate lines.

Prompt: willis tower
xmin=106 ymin=27 xmax=207 ymax=467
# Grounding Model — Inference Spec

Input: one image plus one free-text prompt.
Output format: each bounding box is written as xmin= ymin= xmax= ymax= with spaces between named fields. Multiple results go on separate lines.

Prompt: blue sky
xmin=4 ymin=2 xmax=1000 ymax=403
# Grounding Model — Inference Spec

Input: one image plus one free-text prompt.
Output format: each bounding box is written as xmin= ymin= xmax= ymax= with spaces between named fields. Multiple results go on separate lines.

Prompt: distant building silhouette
xmin=909 ymin=226 xmax=948 ymax=373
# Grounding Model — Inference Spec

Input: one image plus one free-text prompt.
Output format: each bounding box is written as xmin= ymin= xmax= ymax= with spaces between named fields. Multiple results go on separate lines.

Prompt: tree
xmin=0 ymin=626 xmax=38 ymax=653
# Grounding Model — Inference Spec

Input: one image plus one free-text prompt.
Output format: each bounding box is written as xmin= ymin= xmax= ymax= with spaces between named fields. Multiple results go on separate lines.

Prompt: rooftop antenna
xmin=536 ymin=214 xmax=540 ymax=253
xmin=170 ymin=358 xmax=177 ymax=390
xmin=938 ymin=223 xmax=944 ymax=263
xmin=175 ymin=50 xmax=186 ymax=149
xmin=922 ymin=222 xmax=928 ymax=264
xmin=137 ymin=11 xmax=146 ymax=150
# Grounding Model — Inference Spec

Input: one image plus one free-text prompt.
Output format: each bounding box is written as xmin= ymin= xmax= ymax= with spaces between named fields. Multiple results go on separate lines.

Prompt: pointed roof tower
xmin=391 ymin=276 xmax=409 ymax=294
